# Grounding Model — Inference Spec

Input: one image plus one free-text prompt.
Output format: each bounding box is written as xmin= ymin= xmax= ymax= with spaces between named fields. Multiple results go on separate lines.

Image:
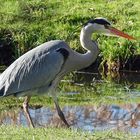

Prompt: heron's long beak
xmin=108 ymin=27 xmax=136 ymax=40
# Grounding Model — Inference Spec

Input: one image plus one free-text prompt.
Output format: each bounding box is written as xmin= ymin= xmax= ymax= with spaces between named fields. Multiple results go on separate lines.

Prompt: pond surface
xmin=1 ymin=71 xmax=140 ymax=134
xmin=1 ymin=103 xmax=140 ymax=134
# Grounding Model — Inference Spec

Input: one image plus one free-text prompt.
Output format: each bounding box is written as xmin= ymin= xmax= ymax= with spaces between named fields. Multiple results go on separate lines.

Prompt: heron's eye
xmin=104 ymin=24 xmax=110 ymax=29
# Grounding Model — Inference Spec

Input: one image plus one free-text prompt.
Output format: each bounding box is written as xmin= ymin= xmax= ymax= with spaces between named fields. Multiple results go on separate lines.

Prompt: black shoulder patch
xmin=84 ymin=18 xmax=111 ymax=27
xmin=56 ymin=48 xmax=69 ymax=60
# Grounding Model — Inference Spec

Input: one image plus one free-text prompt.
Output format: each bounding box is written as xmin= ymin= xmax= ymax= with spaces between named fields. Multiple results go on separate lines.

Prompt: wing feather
xmin=0 ymin=46 xmax=65 ymax=96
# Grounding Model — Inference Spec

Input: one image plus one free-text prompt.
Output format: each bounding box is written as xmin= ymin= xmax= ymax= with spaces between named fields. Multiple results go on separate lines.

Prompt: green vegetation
xmin=0 ymin=125 xmax=140 ymax=140
xmin=0 ymin=0 xmax=140 ymax=139
xmin=0 ymin=0 xmax=139 ymax=69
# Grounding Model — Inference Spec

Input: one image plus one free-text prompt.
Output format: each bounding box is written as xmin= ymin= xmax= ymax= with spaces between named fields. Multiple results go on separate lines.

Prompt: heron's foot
xmin=57 ymin=108 xmax=70 ymax=128
xmin=54 ymin=98 xmax=70 ymax=128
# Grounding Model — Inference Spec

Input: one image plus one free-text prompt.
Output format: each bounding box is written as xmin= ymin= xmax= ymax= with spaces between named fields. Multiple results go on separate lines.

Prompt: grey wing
xmin=0 ymin=49 xmax=65 ymax=96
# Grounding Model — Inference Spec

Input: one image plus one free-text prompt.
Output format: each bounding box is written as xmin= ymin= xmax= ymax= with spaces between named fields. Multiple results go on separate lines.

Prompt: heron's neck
xmin=74 ymin=27 xmax=99 ymax=70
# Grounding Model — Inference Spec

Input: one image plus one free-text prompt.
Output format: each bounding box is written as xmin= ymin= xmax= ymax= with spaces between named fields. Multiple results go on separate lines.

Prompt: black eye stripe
xmin=84 ymin=19 xmax=111 ymax=27
xmin=93 ymin=19 xmax=111 ymax=25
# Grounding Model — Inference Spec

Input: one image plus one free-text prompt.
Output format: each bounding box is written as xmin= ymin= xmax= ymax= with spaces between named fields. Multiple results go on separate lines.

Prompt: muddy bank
xmin=82 ymin=55 xmax=140 ymax=73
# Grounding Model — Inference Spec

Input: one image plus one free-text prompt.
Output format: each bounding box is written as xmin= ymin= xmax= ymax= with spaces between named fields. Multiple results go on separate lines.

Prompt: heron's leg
xmin=53 ymin=97 xmax=70 ymax=128
xmin=23 ymin=96 xmax=34 ymax=128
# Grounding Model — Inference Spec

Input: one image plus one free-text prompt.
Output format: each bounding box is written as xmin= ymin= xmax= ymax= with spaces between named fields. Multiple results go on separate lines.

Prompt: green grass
xmin=0 ymin=0 xmax=139 ymax=67
xmin=0 ymin=125 xmax=140 ymax=140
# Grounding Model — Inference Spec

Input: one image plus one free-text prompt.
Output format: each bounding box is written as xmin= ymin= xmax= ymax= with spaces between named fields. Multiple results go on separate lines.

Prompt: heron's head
xmin=84 ymin=17 xmax=135 ymax=40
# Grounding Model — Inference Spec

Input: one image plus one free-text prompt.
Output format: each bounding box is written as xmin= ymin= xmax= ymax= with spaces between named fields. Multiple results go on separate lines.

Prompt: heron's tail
xmin=0 ymin=87 xmax=4 ymax=97
xmin=0 ymin=92 xmax=3 ymax=96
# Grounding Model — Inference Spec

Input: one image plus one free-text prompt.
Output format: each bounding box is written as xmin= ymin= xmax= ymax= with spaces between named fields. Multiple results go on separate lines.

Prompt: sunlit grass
xmin=0 ymin=125 xmax=140 ymax=140
xmin=0 ymin=0 xmax=139 ymax=64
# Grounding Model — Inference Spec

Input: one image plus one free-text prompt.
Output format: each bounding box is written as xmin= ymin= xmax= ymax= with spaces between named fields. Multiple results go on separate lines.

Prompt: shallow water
xmin=1 ymin=104 xmax=140 ymax=133
xmin=1 ymin=71 xmax=140 ymax=133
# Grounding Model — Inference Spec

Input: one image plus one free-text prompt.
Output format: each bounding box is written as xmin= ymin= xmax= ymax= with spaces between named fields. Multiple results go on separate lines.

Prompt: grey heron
xmin=0 ymin=18 xmax=135 ymax=128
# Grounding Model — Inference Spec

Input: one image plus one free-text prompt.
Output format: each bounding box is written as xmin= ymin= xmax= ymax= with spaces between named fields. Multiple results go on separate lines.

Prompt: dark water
xmin=1 ymin=71 xmax=140 ymax=133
